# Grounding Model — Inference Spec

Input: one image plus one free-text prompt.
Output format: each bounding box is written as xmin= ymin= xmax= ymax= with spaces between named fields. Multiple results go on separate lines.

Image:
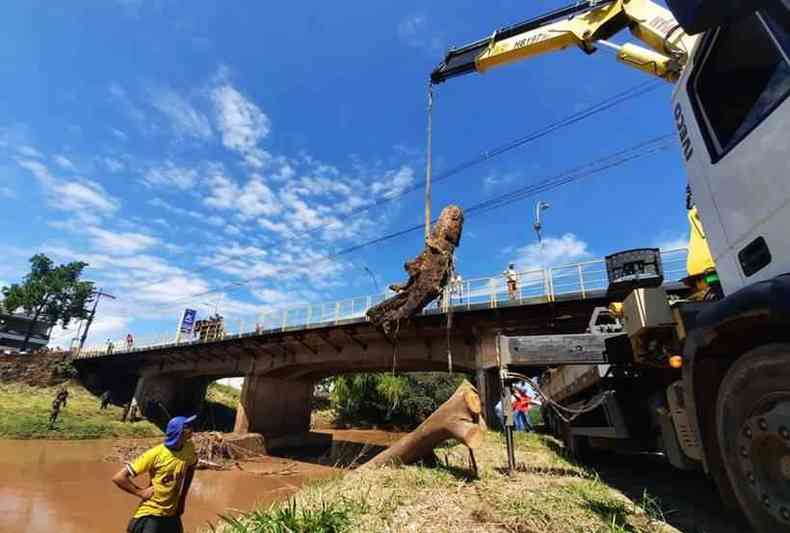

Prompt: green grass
xmin=0 ymin=381 xmax=161 ymax=439
xmin=214 ymin=497 xmax=365 ymax=533
xmin=206 ymin=382 xmax=241 ymax=409
xmin=209 ymin=430 xmax=671 ymax=533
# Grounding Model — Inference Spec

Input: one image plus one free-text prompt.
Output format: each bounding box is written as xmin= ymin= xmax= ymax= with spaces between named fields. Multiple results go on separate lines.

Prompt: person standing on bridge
xmin=127 ymin=333 xmax=134 ymax=351
xmin=113 ymin=415 xmax=198 ymax=533
xmin=504 ymin=263 xmax=519 ymax=300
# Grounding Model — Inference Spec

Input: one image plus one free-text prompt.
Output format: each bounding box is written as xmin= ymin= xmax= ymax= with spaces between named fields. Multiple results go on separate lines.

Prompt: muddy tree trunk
xmin=364 ymin=380 xmax=485 ymax=468
xmin=366 ymin=205 xmax=464 ymax=338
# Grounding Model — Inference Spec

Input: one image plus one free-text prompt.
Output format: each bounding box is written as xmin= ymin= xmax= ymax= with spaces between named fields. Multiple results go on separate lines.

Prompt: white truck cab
xmin=672 ymin=4 xmax=790 ymax=294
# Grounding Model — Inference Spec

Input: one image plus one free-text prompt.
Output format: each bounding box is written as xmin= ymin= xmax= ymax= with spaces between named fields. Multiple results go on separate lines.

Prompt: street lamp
xmin=533 ymin=200 xmax=550 ymax=245
xmin=534 ymin=201 xmax=551 ymax=296
xmin=362 ymin=266 xmax=380 ymax=294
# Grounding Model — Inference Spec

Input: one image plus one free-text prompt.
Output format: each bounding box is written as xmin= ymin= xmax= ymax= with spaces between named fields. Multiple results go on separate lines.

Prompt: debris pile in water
xmin=106 ymin=432 xmax=265 ymax=470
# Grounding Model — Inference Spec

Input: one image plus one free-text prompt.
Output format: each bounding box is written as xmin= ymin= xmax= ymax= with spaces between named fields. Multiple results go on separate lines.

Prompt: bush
xmin=51 ymin=359 xmax=78 ymax=379
xmin=330 ymin=372 xmax=467 ymax=428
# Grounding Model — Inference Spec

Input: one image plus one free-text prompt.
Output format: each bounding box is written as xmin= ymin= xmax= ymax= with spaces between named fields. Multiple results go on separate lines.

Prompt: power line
xmin=285 ymin=80 xmax=663 ymax=239
xmin=153 ymin=133 xmax=676 ymax=308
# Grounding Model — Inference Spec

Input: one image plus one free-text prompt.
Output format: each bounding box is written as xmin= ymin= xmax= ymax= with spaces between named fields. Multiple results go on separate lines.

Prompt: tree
xmin=1 ymin=254 xmax=94 ymax=351
xmin=330 ymin=372 xmax=467 ymax=428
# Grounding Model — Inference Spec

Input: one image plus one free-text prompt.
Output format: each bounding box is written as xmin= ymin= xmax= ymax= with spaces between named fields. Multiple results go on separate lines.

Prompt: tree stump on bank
xmin=364 ymin=380 xmax=485 ymax=468
xmin=366 ymin=205 xmax=464 ymax=338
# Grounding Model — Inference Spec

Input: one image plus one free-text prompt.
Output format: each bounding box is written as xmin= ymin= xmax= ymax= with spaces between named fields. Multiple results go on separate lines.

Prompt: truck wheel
xmin=716 ymin=343 xmax=790 ymax=532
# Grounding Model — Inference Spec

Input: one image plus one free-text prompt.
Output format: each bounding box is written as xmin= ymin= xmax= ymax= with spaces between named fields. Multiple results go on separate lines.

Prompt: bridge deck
xmin=77 ymin=249 xmax=687 ymax=360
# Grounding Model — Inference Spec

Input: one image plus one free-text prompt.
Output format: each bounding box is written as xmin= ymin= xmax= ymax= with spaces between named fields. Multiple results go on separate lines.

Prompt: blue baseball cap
xmin=164 ymin=415 xmax=196 ymax=449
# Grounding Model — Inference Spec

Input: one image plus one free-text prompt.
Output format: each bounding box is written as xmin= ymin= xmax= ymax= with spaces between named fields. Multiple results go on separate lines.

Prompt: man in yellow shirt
xmin=112 ymin=415 xmax=198 ymax=533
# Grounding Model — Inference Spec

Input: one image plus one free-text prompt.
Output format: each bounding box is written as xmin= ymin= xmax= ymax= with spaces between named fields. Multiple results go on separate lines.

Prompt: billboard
xmin=178 ymin=308 xmax=197 ymax=335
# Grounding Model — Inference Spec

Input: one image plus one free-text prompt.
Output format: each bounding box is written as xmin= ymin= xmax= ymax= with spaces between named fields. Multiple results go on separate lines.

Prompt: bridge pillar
xmin=476 ymin=368 xmax=501 ymax=428
xmin=234 ymin=376 xmax=313 ymax=437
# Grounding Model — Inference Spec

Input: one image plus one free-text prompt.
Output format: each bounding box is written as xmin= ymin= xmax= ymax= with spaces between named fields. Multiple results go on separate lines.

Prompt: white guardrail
xmin=78 ymin=248 xmax=688 ymax=358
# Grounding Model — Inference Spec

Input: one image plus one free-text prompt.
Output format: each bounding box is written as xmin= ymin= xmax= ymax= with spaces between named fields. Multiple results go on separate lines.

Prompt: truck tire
xmin=716 ymin=343 xmax=790 ymax=532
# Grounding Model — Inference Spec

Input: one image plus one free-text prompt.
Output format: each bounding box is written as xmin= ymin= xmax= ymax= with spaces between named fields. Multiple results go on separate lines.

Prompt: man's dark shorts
xmin=127 ymin=515 xmax=183 ymax=533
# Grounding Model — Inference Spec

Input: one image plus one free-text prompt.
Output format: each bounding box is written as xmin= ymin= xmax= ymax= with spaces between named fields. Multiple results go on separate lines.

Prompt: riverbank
xmin=0 ymin=379 xmax=247 ymax=439
xmin=211 ymin=431 xmax=677 ymax=533
xmin=0 ymin=380 xmax=161 ymax=439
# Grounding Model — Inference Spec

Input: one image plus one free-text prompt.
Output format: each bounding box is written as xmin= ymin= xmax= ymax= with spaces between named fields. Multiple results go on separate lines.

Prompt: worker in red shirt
xmin=513 ymin=383 xmax=536 ymax=432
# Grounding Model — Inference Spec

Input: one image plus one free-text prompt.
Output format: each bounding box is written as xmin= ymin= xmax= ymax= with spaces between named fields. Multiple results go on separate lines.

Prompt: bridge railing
xmin=77 ymin=248 xmax=687 ymax=358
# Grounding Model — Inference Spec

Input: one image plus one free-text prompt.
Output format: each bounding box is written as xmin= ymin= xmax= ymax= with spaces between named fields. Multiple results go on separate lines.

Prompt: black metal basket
xmin=605 ymin=248 xmax=664 ymax=299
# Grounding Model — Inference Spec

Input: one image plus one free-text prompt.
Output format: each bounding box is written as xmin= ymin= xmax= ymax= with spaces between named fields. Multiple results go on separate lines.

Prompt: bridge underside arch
xmin=76 ymin=296 xmax=631 ymax=441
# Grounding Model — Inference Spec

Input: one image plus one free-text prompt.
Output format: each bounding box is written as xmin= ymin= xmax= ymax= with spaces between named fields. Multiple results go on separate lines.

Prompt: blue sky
xmin=0 ymin=0 xmax=689 ymax=347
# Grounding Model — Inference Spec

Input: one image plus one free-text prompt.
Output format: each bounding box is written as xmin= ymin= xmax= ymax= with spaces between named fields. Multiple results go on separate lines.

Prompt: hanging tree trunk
xmin=364 ymin=380 xmax=485 ymax=468
xmin=366 ymin=205 xmax=464 ymax=338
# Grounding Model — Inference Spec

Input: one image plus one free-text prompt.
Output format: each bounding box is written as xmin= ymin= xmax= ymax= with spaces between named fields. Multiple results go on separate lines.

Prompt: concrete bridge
xmin=74 ymin=250 xmax=687 ymax=446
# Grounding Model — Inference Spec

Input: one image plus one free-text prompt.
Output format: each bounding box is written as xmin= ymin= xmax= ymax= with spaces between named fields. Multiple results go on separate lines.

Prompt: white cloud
xmin=211 ymin=83 xmax=270 ymax=166
xmin=150 ymin=87 xmax=212 ymax=141
xmin=369 ymin=165 xmax=414 ymax=199
xmin=251 ymin=287 xmax=295 ymax=307
xmin=111 ymin=128 xmax=129 ymax=141
xmin=49 ymin=314 xmax=130 ymax=349
xmin=204 ymin=173 xmax=280 ymax=219
xmin=224 ymin=224 xmax=242 ymax=236
xmin=86 ymin=227 xmax=159 ymax=255
xmin=483 ymin=172 xmax=518 ymax=192
xmin=512 ymin=233 xmax=593 ymax=271
xmin=103 ymin=157 xmax=125 ymax=173
xmin=655 ymin=234 xmax=688 ymax=252
xmin=17 ymin=145 xmax=42 ymax=158
xmin=56 ymin=181 xmax=120 ymax=213
xmin=143 ymin=162 xmax=200 ymax=190
xmin=53 ymin=154 xmax=76 ymax=171
xmin=109 ymin=82 xmax=152 ymax=133
xmin=18 ymin=159 xmax=120 ymax=214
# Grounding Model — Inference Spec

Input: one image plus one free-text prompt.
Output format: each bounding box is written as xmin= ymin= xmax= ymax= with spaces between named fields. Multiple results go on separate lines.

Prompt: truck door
xmin=672 ymin=3 xmax=789 ymax=294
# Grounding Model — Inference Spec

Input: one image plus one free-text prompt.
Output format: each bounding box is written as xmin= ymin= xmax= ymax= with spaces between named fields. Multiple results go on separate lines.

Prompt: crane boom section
xmin=432 ymin=0 xmax=698 ymax=84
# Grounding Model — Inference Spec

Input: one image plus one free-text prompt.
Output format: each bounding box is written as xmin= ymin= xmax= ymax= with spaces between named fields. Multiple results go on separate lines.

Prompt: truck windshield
xmin=691 ymin=9 xmax=790 ymax=159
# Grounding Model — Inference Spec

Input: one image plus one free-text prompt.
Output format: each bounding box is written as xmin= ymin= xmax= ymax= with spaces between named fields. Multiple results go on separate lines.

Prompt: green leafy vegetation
xmin=200 ymin=382 xmax=241 ymax=432
xmin=1 ymin=254 xmax=94 ymax=351
xmin=330 ymin=372 xmax=467 ymax=428
xmin=215 ymin=497 xmax=365 ymax=533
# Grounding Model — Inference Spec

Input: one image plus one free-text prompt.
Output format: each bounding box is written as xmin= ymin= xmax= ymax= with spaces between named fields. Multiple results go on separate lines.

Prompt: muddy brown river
xmin=0 ymin=430 xmax=401 ymax=533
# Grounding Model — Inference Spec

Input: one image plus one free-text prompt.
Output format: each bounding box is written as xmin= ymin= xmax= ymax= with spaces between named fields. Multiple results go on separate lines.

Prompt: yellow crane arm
xmin=431 ymin=0 xmax=698 ymax=84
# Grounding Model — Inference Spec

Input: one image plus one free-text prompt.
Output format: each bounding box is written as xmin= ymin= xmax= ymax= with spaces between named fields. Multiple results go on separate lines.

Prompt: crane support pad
xmin=498 ymin=333 xmax=630 ymax=366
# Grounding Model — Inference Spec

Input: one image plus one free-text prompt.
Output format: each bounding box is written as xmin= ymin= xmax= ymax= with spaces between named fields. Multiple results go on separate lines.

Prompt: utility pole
xmin=77 ymin=288 xmax=116 ymax=353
